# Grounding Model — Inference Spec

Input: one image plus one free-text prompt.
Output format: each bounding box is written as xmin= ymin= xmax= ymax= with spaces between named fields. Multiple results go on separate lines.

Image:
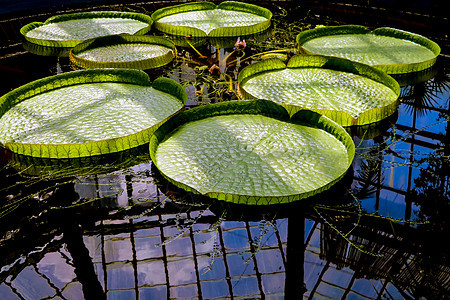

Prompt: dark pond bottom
xmin=0 ymin=1 xmax=449 ymax=299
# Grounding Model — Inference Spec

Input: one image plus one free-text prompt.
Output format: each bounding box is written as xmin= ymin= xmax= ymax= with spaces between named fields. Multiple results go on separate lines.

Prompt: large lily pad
xmin=70 ymin=35 xmax=176 ymax=70
xmin=20 ymin=11 xmax=153 ymax=48
xmin=297 ymin=25 xmax=440 ymax=74
xmin=10 ymin=144 xmax=150 ymax=178
xmin=151 ymin=1 xmax=272 ymax=37
xmin=163 ymin=27 xmax=272 ymax=49
xmin=0 ymin=69 xmax=186 ymax=158
xmin=238 ymin=55 xmax=400 ymax=126
xmin=22 ymin=40 xmax=72 ymax=57
xmin=150 ymin=100 xmax=355 ymax=205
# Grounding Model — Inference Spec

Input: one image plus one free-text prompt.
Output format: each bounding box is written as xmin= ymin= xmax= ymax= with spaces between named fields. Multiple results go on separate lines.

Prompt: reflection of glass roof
xmin=2 ymin=199 xmax=448 ymax=299
xmin=1 ymin=89 xmax=447 ymax=297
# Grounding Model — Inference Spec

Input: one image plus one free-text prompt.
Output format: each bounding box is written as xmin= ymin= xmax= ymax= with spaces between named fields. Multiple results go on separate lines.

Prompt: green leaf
xmin=22 ymin=40 xmax=72 ymax=57
xmin=152 ymin=1 xmax=272 ymax=37
xmin=164 ymin=27 xmax=272 ymax=49
xmin=238 ymin=55 xmax=400 ymax=126
xmin=150 ymin=100 xmax=354 ymax=205
xmin=297 ymin=25 xmax=440 ymax=74
xmin=70 ymin=34 xmax=175 ymax=70
xmin=10 ymin=144 xmax=150 ymax=178
xmin=0 ymin=69 xmax=185 ymax=158
xmin=20 ymin=11 xmax=153 ymax=48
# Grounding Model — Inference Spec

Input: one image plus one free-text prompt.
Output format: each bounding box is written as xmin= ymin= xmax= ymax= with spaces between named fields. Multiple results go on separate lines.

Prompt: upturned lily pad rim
xmin=20 ymin=11 xmax=153 ymax=48
xmin=238 ymin=54 xmax=401 ymax=126
xmin=70 ymin=34 xmax=176 ymax=70
xmin=22 ymin=40 xmax=72 ymax=57
xmin=151 ymin=1 xmax=272 ymax=37
xmin=296 ymin=25 xmax=441 ymax=74
xmin=163 ymin=27 xmax=272 ymax=48
xmin=149 ymin=100 xmax=355 ymax=205
xmin=10 ymin=143 xmax=150 ymax=178
xmin=0 ymin=69 xmax=186 ymax=159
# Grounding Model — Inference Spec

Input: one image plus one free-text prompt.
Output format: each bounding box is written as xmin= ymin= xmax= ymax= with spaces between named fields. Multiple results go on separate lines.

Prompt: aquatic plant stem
xmin=228 ymin=49 xmax=293 ymax=65
xmin=314 ymin=205 xmax=384 ymax=257
xmin=185 ymin=38 xmax=206 ymax=58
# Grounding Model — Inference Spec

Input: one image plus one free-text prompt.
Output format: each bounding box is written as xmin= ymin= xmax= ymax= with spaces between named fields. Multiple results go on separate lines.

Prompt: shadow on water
xmin=0 ymin=1 xmax=449 ymax=299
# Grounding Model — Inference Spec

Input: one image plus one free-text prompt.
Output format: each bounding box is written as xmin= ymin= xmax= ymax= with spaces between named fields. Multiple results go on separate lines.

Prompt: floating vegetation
xmin=150 ymin=100 xmax=355 ymax=205
xmin=152 ymin=1 xmax=272 ymax=37
xmin=20 ymin=11 xmax=153 ymax=48
xmin=22 ymin=40 xmax=72 ymax=57
xmin=0 ymin=69 xmax=186 ymax=158
xmin=9 ymin=144 xmax=150 ymax=178
xmin=1 ymin=4 xmax=448 ymax=286
xmin=238 ymin=55 xmax=400 ymax=126
xmin=297 ymin=25 xmax=440 ymax=74
xmin=70 ymin=34 xmax=176 ymax=69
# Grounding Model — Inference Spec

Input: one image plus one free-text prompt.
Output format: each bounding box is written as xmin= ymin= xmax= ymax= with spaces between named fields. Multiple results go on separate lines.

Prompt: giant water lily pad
xmin=0 ymin=69 xmax=186 ymax=158
xmin=297 ymin=25 xmax=440 ymax=74
xmin=10 ymin=144 xmax=150 ymax=178
xmin=150 ymin=100 xmax=355 ymax=205
xmin=238 ymin=55 xmax=400 ymax=126
xmin=20 ymin=11 xmax=153 ymax=48
xmin=22 ymin=40 xmax=72 ymax=57
xmin=70 ymin=35 xmax=176 ymax=69
xmin=151 ymin=1 xmax=272 ymax=37
xmin=164 ymin=28 xmax=272 ymax=49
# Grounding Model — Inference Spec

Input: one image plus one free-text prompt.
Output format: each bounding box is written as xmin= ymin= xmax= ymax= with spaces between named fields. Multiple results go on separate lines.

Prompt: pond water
xmin=0 ymin=1 xmax=449 ymax=299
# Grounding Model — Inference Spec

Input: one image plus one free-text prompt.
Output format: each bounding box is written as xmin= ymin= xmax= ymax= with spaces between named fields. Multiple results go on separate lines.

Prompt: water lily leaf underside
xmin=150 ymin=100 xmax=355 ymax=205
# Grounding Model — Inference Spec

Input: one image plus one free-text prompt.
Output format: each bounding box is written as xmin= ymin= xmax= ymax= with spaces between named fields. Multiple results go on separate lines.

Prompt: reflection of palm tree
xmin=353 ymin=159 xmax=379 ymax=200
xmin=400 ymin=58 xmax=450 ymax=116
xmin=353 ymin=136 xmax=385 ymax=204
xmin=408 ymin=57 xmax=449 ymax=227
xmin=410 ymin=152 xmax=449 ymax=231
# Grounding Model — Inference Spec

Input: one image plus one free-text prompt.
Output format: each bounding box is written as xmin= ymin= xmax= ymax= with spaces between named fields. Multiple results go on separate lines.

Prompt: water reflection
xmin=2 ymin=169 xmax=449 ymax=299
xmin=1 ymin=2 xmax=449 ymax=300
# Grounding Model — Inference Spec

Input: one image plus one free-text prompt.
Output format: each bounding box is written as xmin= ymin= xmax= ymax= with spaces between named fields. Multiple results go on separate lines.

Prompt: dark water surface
xmin=0 ymin=0 xmax=106 ymax=15
xmin=0 ymin=1 xmax=449 ymax=299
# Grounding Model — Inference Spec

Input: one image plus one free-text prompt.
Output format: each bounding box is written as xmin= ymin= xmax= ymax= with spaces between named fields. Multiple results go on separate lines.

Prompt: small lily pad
xmin=150 ymin=100 xmax=355 ymax=205
xmin=152 ymin=1 xmax=272 ymax=37
xmin=0 ymin=69 xmax=186 ymax=158
xmin=238 ymin=55 xmax=400 ymax=126
xmin=21 ymin=11 xmax=153 ymax=48
xmin=297 ymin=25 xmax=440 ymax=74
xmin=70 ymin=35 xmax=176 ymax=70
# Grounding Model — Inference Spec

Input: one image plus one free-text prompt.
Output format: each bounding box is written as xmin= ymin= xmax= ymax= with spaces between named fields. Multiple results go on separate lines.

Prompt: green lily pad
xmin=238 ymin=55 xmax=400 ymax=126
xmin=150 ymin=100 xmax=355 ymax=205
xmin=0 ymin=69 xmax=186 ymax=158
xmin=22 ymin=40 xmax=72 ymax=57
xmin=20 ymin=11 xmax=153 ymax=48
xmin=164 ymin=27 xmax=271 ymax=49
xmin=297 ymin=25 xmax=440 ymax=74
xmin=70 ymin=35 xmax=176 ymax=70
xmin=151 ymin=1 xmax=272 ymax=37
xmin=10 ymin=144 xmax=150 ymax=178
